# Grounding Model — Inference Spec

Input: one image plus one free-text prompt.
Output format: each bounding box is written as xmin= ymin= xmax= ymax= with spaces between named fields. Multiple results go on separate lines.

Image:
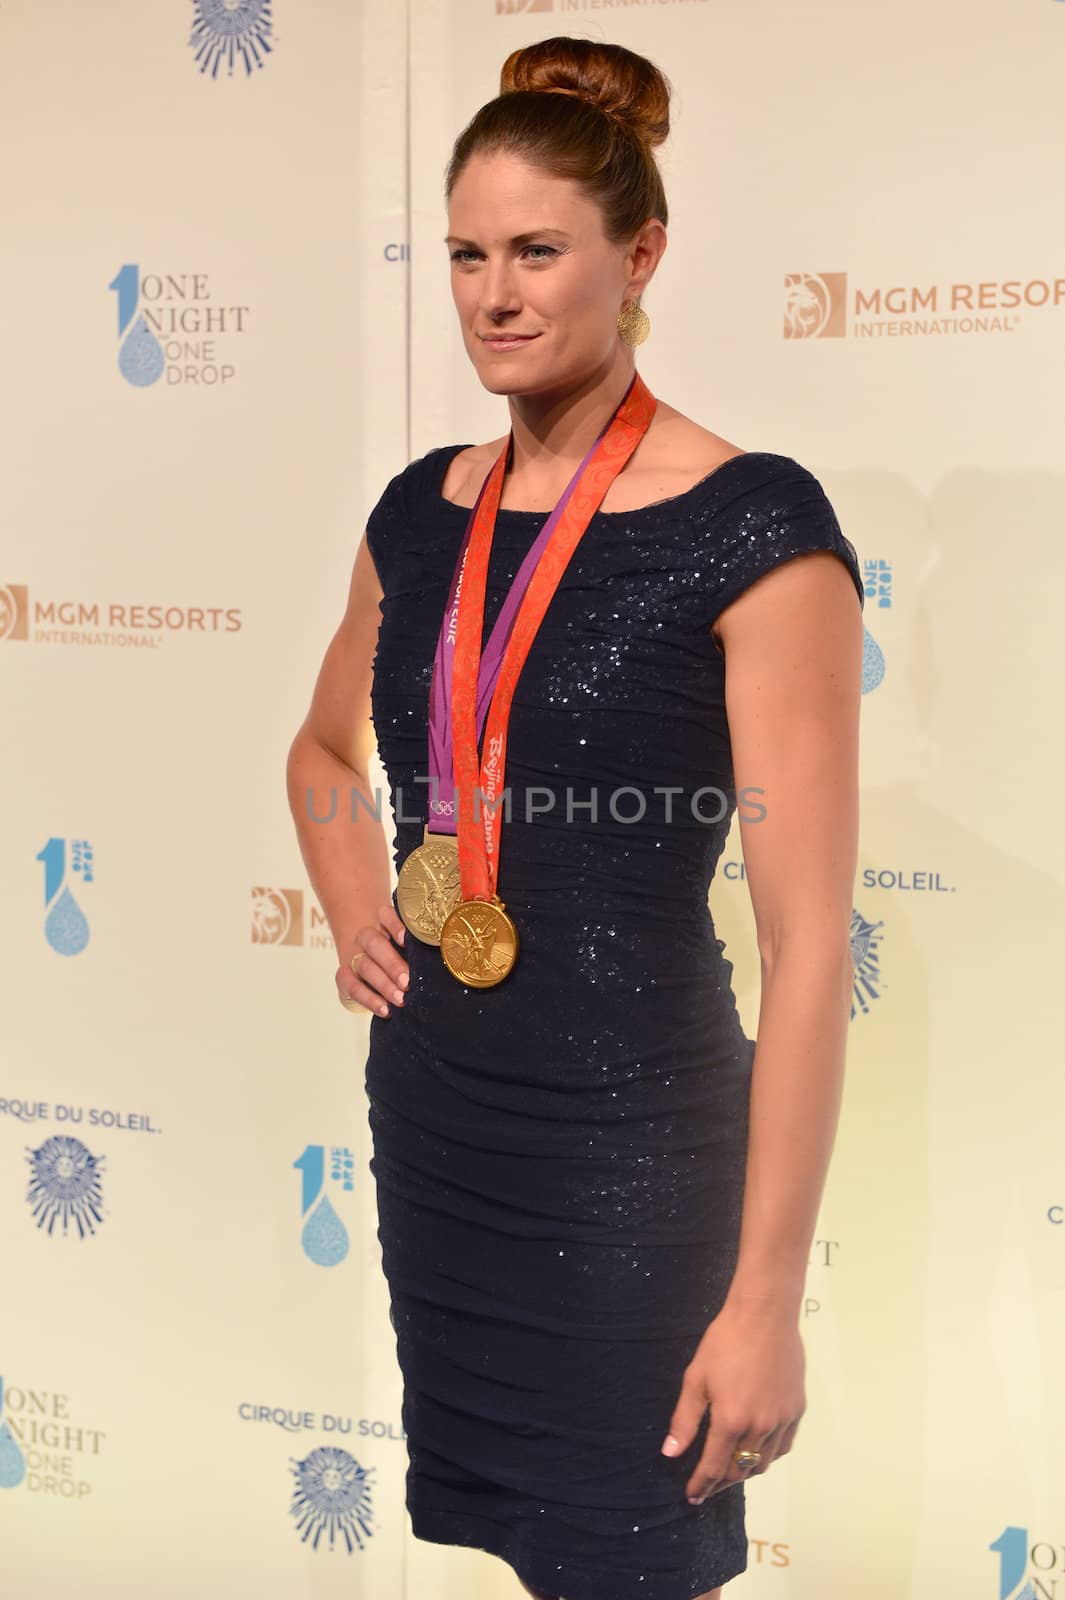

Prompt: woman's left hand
xmin=660 ymin=1298 xmax=807 ymax=1503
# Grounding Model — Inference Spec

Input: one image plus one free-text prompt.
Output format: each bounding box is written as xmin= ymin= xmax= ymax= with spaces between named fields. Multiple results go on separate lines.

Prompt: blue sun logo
xmin=189 ymin=1 xmax=273 ymax=78
xmin=289 ymin=1446 xmax=376 ymax=1553
xmin=26 ymin=1135 xmax=106 ymax=1238
xmin=849 ymin=908 xmax=885 ymax=1018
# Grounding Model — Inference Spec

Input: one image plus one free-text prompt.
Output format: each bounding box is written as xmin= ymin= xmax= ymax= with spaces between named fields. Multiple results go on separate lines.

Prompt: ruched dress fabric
xmin=363 ymin=445 xmax=864 ymax=1600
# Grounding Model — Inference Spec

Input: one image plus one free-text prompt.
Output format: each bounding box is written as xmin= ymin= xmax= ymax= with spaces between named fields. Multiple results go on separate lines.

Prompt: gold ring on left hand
xmin=732 ymin=1449 xmax=762 ymax=1472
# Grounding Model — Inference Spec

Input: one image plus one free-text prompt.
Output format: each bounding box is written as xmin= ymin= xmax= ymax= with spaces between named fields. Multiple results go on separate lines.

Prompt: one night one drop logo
xmin=110 ymin=264 xmax=165 ymax=387
xmin=294 ymin=1145 xmax=352 ymax=1266
xmin=39 ymin=836 xmax=92 ymax=956
xmin=0 ymin=1379 xmax=26 ymax=1490
xmin=990 ymin=1525 xmax=1047 ymax=1600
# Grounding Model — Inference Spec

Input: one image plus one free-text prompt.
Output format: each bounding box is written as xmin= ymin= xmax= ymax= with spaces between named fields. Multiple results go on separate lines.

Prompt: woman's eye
xmin=449 ymin=245 xmax=557 ymax=264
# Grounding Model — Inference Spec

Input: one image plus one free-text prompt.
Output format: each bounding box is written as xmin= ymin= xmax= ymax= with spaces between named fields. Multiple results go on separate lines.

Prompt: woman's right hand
xmin=338 ymin=903 xmax=409 ymax=1017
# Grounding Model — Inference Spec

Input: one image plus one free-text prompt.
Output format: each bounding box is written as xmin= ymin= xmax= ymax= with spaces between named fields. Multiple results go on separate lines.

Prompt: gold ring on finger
xmin=350 ymin=950 xmax=365 ymax=976
xmin=733 ymin=1449 xmax=762 ymax=1472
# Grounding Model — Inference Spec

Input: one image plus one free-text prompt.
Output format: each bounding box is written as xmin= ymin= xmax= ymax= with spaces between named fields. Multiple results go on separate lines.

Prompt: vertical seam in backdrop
xmin=403 ymin=0 xmax=412 ymax=467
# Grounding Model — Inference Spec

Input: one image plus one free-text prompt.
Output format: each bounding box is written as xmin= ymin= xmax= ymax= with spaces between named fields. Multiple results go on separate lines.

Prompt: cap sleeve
xmin=364 ymin=445 xmax=466 ymax=591
xmin=706 ymin=455 xmax=864 ymax=627
xmin=363 ymin=463 xmax=411 ymax=593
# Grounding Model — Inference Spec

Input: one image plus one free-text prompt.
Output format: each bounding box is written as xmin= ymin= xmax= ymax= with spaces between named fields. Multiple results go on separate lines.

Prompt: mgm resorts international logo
xmin=0 ymin=1375 xmax=106 ymax=1500
xmin=252 ymin=888 xmax=335 ymax=950
xmin=0 ymin=584 xmax=242 ymax=650
xmin=109 ymin=263 xmax=248 ymax=387
xmin=784 ymin=269 xmax=1063 ymax=339
xmin=189 ymin=0 xmax=273 ymax=79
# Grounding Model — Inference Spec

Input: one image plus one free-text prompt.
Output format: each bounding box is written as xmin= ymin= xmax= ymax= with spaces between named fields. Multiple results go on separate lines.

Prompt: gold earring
xmin=617 ymin=300 xmax=650 ymax=347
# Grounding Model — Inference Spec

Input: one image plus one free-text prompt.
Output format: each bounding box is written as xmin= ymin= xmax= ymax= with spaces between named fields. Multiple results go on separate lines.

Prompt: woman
xmin=287 ymin=35 xmax=863 ymax=1600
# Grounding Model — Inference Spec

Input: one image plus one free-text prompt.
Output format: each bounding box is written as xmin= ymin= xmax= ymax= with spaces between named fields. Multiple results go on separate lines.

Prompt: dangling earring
xmin=617 ymin=299 xmax=650 ymax=348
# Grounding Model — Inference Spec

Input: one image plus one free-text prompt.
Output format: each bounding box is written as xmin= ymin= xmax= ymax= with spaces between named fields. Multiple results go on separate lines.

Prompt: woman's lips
xmin=481 ymin=334 xmax=540 ymax=351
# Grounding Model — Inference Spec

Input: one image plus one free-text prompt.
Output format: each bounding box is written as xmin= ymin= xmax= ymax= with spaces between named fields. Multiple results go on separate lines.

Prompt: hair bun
xmin=500 ymin=36 xmax=670 ymax=150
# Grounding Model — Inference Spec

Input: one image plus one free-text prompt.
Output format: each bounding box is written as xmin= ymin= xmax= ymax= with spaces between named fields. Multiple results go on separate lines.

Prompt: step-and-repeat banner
xmin=2 ymin=2 xmax=1061 ymax=1597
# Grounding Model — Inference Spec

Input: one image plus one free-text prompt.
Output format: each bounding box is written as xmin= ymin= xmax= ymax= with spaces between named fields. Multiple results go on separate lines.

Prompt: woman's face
xmin=446 ymin=150 xmax=633 ymax=397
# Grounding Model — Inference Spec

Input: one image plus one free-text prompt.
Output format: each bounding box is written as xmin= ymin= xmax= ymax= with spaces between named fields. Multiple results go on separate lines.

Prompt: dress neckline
xmin=431 ymin=442 xmax=774 ymax=521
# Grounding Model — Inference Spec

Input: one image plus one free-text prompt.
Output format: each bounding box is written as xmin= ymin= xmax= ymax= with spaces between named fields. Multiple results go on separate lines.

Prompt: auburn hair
xmin=444 ymin=36 xmax=672 ymax=243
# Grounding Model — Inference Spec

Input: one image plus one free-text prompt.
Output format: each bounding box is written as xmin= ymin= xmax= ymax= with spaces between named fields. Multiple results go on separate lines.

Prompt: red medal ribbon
xmin=450 ymin=370 xmax=657 ymax=904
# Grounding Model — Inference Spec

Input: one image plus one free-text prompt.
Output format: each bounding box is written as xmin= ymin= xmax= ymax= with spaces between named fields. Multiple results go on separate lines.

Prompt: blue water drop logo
xmin=118 ymin=314 xmax=165 ymax=387
xmin=0 ymin=1421 xmax=26 ymax=1491
xmin=861 ymin=626 xmax=885 ymax=694
xmin=44 ymin=884 xmax=90 ymax=956
xmin=301 ymin=1195 xmax=349 ymax=1268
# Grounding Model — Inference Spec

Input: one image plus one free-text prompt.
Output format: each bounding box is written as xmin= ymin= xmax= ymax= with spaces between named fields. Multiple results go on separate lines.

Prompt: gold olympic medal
xmin=395 ymin=826 xmax=463 ymax=945
xmin=439 ymin=895 xmax=519 ymax=988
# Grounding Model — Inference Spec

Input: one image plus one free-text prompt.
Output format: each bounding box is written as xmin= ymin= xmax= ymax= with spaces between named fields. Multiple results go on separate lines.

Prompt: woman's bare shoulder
xmin=438 ymin=438 xmax=509 ymax=508
xmin=437 ymin=405 xmax=748 ymax=512
xmin=641 ymin=403 xmax=746 ymax=477
xmin=602 ymin=404 xmax=747 ymax=511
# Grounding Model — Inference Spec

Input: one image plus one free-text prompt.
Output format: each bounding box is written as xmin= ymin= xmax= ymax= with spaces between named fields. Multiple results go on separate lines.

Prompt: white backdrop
xmin=1 ymin=2 xmax=1062 ymax=1597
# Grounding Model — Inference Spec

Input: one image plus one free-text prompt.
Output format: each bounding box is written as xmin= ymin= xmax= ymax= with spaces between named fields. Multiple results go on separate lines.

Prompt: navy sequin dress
xmin=363 ymin=444 xmax=864 ymax=1600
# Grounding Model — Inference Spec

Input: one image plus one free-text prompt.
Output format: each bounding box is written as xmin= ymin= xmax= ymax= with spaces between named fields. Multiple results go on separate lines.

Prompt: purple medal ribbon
xmin=425 ymin=380 xmax=636 ymax=836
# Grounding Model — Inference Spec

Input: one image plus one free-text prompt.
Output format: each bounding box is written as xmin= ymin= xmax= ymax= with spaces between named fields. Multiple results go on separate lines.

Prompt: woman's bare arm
xmin=716 ymin=548 xmax=863 ymax=1315
xmin=659 ymin=546 xmax=862 ymax=1496
xmin=286 ymin=534 xmax=410 ymax=1016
